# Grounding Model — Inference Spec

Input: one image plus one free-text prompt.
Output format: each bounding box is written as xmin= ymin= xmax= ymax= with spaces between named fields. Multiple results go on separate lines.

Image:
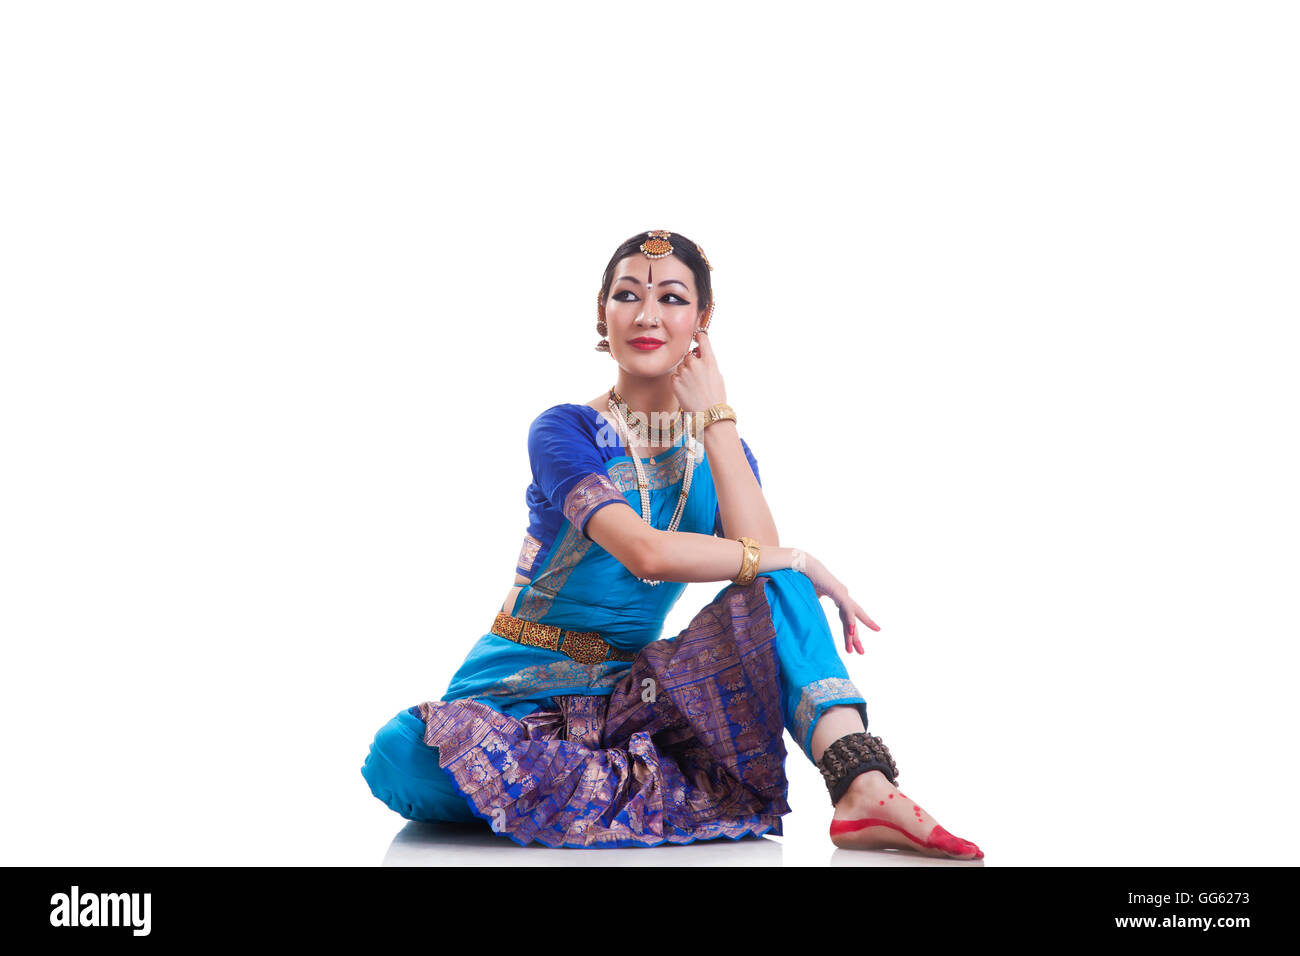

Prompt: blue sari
xmin=362 ymin=404 xmax=867 ymax=846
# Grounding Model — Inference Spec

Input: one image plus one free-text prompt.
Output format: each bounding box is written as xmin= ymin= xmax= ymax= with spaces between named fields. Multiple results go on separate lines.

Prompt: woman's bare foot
xmin=829 ymin=770 xmax=983 ymax=860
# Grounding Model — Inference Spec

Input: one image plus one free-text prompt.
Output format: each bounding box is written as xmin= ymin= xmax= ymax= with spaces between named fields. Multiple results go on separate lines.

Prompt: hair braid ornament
xmin=695 ymin=241 xmax=714 ymax=333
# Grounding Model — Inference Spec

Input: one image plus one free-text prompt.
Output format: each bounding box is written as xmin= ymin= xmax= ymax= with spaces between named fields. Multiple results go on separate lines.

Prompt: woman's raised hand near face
xmin=670 ymin=328 xmax=727 ymax=413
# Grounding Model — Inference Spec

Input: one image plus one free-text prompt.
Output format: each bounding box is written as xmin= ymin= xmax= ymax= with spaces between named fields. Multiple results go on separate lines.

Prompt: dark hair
xmin=598 ymin=231 xmax=713 ymax=316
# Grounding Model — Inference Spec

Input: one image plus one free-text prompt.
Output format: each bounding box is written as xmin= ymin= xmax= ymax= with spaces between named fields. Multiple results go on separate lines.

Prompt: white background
xmin=2 ymin=1 xmax=1295 ymax=866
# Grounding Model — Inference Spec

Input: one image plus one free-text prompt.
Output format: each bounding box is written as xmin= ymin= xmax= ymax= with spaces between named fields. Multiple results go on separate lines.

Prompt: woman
xmin=361 ymin=230 xmax=982 ymax=859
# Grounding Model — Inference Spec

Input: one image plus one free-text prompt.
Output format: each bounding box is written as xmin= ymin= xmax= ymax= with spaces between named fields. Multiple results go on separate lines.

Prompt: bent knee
xmin=361 ymin=709 xmax=478 ymax=824
xmin=760 ymin=567 xmax=817 ymax=604
xmin=364 ymin=709 xmax=444 ymax=782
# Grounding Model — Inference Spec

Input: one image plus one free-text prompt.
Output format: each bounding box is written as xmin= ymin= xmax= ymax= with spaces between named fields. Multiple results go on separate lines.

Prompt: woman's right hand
xmin=670 ymin=326 xmax=727 ymax=413
xmin=795 ymin=551 xmax=880 ymax=655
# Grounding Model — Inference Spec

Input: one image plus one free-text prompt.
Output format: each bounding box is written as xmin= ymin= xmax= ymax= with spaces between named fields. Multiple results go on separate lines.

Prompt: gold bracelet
xmin=690 ymin=402 xmax=736 ymax=439
xmin=733 ymin=536 xmax=760 ymax=586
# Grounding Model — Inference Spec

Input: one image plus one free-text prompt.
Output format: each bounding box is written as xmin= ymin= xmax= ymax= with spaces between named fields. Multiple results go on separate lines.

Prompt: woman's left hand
xmin=800 ymin=553 xmax=880 ymax=655
xmin=670 ymin=329 xmax=727 ymax=413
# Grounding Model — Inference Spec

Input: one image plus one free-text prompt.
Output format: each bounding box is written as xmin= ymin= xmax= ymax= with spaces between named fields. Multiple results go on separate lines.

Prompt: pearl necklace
xmin=606 ymin=389 xmax=697 ymax=587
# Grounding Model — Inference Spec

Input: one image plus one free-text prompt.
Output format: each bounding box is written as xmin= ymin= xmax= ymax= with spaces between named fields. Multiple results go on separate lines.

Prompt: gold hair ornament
xmin=640 ymin=230 xmax=674 ymax=259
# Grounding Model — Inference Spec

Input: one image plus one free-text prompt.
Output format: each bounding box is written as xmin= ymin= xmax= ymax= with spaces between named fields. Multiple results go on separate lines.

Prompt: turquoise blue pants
xmin=362 ymin=570 xmax=866 ymax=823
xmin=362 ymin=707 xmax=481 ymax=824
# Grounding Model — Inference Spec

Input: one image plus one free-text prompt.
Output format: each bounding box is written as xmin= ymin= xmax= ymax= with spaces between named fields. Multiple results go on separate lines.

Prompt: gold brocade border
xmin=516 ymin=533 xmax=542 ymax=574
xmin=791 ymin=677 xmax=864 ymax=753
xmin=518 ymin=450 xmax=702 ymax=621
xmin=606 ymin=445 xmax=695 ymax=492
xmin=518 ymin=520 xmax=590 ymax=619
xmin=462 ymin=659 xmax=630 ymax=700
xmin=562 ymin=473 xmax=627 ymax=534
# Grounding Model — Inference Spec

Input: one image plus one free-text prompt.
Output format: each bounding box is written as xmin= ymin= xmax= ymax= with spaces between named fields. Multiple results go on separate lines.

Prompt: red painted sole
xmin=829 ymin=817 xmax=983 ymax=859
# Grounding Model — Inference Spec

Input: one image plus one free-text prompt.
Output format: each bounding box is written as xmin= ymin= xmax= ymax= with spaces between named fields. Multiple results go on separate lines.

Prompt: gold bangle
xmin=690 ymin=402 xmax=736 ymax=439
xmin=733 ymin=536 xmax=760 ymax=586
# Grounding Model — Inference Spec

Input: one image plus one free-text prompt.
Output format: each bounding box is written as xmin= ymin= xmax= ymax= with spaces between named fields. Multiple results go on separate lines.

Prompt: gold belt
xmin=490 ymin=611 xmax=636 ymax=666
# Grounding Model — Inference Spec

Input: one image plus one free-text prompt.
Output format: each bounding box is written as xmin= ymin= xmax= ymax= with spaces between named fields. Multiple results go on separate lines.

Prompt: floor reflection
xmin=829 ymin=848 xmax=985 ymax=868
xmin=381 ymin=820 xmax=786 ymax=866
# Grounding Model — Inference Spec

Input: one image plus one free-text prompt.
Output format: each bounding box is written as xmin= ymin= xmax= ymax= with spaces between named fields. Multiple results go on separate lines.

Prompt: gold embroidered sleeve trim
xmin=516 ymin=533 xmax=542 ymax=574
xmin=562 ymin=473 xmax=628 ymax=537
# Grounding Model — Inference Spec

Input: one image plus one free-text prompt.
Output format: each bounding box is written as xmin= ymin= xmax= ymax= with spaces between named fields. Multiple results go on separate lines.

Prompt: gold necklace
xmin=608 ymin=387 xmax=686 ymax=460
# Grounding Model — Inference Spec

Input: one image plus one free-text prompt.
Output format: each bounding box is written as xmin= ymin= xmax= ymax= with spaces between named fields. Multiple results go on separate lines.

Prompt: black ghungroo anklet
xmin=815 ymin=732 xmax=900 ymax=805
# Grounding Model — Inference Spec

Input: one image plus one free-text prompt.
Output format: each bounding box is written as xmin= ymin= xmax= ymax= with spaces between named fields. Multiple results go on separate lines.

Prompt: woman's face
xmin=603 ymin=254 xmax=704 ymax=376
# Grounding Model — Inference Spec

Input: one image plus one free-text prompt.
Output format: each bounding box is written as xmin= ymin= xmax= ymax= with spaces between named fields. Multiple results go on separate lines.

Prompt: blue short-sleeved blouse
xmin=515 ymin=403 xmax=759 ymax=579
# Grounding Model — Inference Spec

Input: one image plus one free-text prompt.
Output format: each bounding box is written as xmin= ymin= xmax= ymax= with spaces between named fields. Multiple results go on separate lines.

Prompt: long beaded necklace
xmin=606 ymin=386 xmax=697 ymax=586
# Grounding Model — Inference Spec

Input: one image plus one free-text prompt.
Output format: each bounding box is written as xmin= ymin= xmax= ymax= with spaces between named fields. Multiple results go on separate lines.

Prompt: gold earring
xmin=595 ymin=289 xmax=610 ymax=352
xmin=699 ymin=295 xmax=715 ymax=334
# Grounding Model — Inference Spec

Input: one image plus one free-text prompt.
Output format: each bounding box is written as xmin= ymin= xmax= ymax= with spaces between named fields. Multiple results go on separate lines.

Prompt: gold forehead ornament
xmin=639 ymin=230 xmax=673 ymax=259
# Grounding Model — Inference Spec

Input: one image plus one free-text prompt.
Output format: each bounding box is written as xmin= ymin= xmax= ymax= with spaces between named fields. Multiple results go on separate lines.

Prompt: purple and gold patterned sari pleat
xmin=416 ymin=577 xmax=790 ymax=848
